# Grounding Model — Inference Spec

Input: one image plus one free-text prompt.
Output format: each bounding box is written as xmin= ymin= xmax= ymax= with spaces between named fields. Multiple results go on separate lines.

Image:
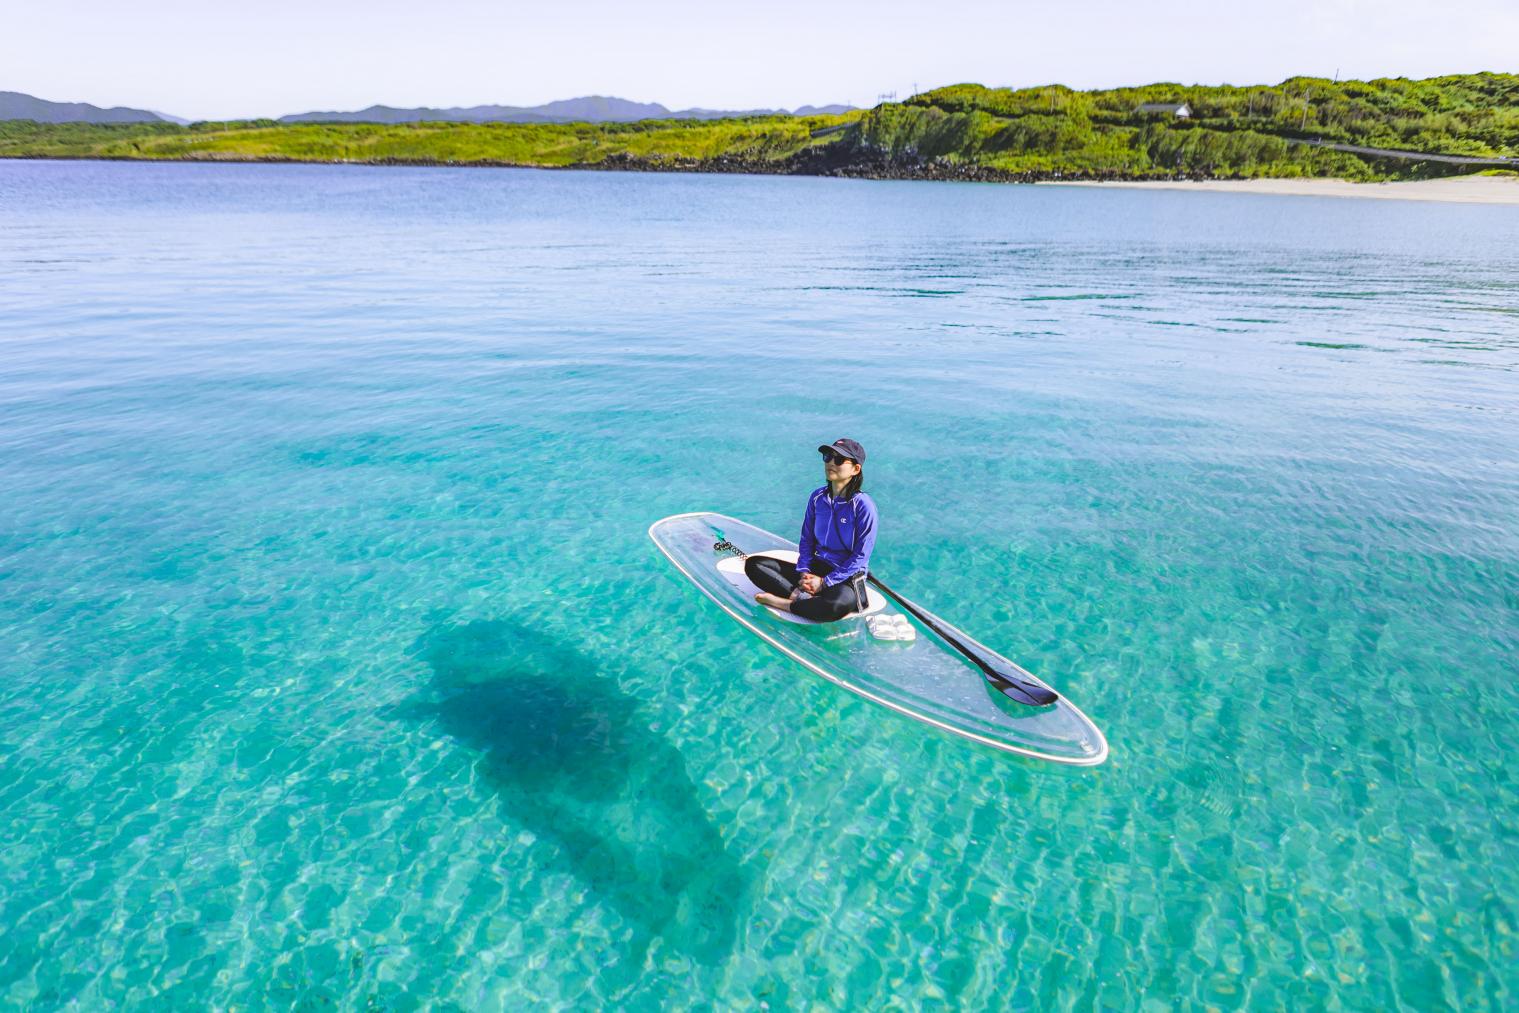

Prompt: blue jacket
xmin=795 ymin=487 xmax=878 ymax=587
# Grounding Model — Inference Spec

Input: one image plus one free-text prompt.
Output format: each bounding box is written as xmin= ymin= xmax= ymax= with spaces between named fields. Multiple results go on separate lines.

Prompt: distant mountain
xmin=792 ymin=104 xmax=855 ymax=116
xmin=530 ymin=96 xmax=670 ymax=121
xmin=0 ymin=89 xmax=855 ymax=126
xmin=667 ymin=107 xmax=785 ymax=120
xmin=279 ymin=95 xmax=856 ymax=124
xmin=280 ymin=104 xmax=556 ymax=125
xmin=0 ymin=90 xmax=179 ymax=123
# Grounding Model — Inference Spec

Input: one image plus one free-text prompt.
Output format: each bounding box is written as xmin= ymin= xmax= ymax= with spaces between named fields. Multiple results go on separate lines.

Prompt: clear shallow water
xmin=1 ymin=160 xmax=1516 ymax=1009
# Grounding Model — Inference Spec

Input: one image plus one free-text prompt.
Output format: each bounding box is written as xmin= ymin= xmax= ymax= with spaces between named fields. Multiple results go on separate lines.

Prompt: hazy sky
xmin=6 ymin=0 xmax=1516 ymax=119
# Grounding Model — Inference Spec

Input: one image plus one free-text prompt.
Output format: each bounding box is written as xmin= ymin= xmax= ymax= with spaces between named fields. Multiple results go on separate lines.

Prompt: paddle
xmin=864 ymin=575 xmax=1059 ymax=708
xmin=712 ymin=529 xmax=1058 ymax=708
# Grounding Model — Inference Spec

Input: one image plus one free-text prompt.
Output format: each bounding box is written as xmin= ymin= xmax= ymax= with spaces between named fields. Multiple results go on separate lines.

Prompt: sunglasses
xmin=822 ymin=451 xmax=855 ymax=466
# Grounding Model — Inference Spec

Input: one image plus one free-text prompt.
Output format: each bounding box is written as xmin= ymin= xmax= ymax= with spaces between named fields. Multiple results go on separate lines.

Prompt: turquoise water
xmin=1 ymin=160 xmax=1516 ymax=1009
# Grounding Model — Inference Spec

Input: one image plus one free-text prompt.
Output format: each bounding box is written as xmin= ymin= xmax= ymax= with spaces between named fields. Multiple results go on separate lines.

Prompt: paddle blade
xmin=992 ymin=675 xmax=1059 ymax=708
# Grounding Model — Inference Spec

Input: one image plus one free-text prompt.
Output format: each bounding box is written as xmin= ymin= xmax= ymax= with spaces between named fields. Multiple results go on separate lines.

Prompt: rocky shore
xmin=7 ymin=149 xmax=1249 ymax=184
xmin=580 ymin=148 xmax=1229 ymax=184
xmin=12 ymin=146 xmax=1502 ymax=191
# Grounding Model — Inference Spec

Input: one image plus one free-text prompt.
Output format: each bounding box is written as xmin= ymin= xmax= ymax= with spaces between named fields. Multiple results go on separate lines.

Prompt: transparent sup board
xmin=649 ymin=512 xmax=1108 ymax=765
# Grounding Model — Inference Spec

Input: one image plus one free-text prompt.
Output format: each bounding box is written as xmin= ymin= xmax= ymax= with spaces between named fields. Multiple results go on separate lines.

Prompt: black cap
xmin=818 ymin=438 xmax=866 ymax=465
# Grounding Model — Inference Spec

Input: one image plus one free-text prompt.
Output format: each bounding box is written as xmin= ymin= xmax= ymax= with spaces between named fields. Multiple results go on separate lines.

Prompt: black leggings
xmin=744 ymin=555 xmax=866 ymax=623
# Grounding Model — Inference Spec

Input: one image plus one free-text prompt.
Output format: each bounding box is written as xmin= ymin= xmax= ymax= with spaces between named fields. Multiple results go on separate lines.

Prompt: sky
xmin=6 ymin=0 xmax=1517 ymax=120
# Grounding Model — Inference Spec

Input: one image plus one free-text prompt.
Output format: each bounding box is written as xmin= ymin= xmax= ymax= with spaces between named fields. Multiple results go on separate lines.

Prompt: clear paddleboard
xmin=649 ymin=512 xmax=1109 ymax=765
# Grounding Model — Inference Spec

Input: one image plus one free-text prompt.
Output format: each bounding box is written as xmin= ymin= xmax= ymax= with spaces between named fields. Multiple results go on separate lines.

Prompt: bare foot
xmin=754 ymin=592 xmax=793 ymax=612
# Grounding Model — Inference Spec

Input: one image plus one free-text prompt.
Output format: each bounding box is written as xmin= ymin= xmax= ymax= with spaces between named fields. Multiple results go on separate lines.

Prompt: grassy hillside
xmin=0 ymin=115 xmax=852 ymax=167
xmin=869 ymin=74 xmax=1519 ymax=178
xmin=3 ymin=74 xmax=1516 ymax=181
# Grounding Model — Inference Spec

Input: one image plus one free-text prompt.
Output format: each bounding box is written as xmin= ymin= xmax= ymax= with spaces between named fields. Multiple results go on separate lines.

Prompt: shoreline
xmin=6 ymin=153 xmax=1518 ymax=204
xmin=1044 ymin=174 xmax=1519 ymax=204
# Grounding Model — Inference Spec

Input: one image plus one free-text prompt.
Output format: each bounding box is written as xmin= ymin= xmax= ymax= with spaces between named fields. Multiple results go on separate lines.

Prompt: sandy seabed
xmin=1046 ymin=174 xmax=1519 ymax=205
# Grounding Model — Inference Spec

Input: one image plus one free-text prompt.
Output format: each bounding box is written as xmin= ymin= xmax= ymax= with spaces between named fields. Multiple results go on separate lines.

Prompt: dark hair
xmin=841 ymin=467 xmax=864 ymax=500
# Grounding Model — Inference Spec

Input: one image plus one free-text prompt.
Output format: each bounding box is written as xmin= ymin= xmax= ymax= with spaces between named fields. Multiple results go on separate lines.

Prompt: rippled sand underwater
xmin=1 ymin=161 xmax=1516 ymax=1008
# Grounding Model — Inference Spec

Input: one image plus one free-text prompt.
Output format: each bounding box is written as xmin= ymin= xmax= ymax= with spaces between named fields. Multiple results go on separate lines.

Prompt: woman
xmin=746 ymin=438 xmax=878 ymax=622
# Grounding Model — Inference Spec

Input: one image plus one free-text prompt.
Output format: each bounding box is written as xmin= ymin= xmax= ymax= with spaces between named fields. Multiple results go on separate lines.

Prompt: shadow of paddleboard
xmin=401 ymin=618 xmax=748 ymax=970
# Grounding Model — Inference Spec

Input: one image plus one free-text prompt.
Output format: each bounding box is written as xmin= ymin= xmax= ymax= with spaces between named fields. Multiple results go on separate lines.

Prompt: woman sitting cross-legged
xmin=745 ymin=438 xmax=877 ymax=622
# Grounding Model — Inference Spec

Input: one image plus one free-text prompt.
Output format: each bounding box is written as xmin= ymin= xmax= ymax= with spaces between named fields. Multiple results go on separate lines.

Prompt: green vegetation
xmin=883 ymin=74 xmax=1519 ymax=178
xmin=0 ymin=115 xmax=852 ymax=167
xmin=3 ymin=74 xmax=1516 ymax=181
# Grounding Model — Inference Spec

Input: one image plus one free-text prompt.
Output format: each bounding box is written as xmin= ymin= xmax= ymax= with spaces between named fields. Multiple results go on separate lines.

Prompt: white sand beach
xmin=1048 ymin=174 xmax=1519 ymax=205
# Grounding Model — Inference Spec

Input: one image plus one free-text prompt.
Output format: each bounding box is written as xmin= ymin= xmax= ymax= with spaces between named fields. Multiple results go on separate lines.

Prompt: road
xmin=1288 ymin=138 xmax=1517 ymax=166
